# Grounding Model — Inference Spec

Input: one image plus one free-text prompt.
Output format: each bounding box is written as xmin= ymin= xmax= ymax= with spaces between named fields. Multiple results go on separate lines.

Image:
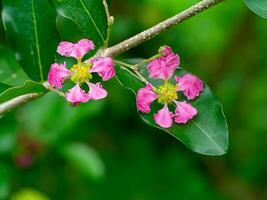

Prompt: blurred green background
xmin=1 ymin=0 xmax=267 ymax=199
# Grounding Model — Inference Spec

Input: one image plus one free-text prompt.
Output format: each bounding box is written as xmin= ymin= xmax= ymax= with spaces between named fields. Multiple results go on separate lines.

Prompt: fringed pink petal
xmin=174 ymin=101 xmax=197 ymax=124
xmin=147 ymin=53 xmax=180 ymax=80
xmin=136 ymin=84 xmax=158 ymax=113
xmin=175 ymin=74 xmax=204 ymax=100
xmin=90 ymin=57 xmax=115 ymax=81
xmin=87 ymin=82 xmax=108 ymax=100
xmin=66 ymin=84 xmax=90 ymax=105
xmin=48 ymin=62 xmax=70 ymax=89
xmin=57 ymin=39 xmax=94 ymax=59
xmin=154 ymin=104 xmax=173 ymax=128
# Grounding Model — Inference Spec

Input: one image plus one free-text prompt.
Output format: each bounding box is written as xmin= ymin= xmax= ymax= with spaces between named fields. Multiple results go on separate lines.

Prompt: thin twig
xmin=0 ymin=93 xmax=42 ymax=115
xmin=0 ymin=81 xmax=64 ymax=115
xmin=103 ymin=0 xmax=114 ymax=48
xmin=100 ymin=0 xmax=225 ymax=57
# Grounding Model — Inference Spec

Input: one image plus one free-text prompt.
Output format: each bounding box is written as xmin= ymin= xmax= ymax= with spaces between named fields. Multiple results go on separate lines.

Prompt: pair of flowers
xmin=48 ymin=39 xmax=115 ymax=105
xmin=136 ymin=46 xmax=203 ymax=128
xmin=48 ymin=39 xmax=203 ymax=129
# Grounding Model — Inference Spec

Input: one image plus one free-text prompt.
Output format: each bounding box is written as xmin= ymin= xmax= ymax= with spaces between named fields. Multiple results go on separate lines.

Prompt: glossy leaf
xmin=0 ymin=46 xmax=47 ymax=106
xmin=244 ymin=0 xmax=267 ymax=19
xmin=116 ymin=60 xmax=228 ymax=155
xmin=2 ymin=0 xmax=59 ymax=81
xmin=0 ymin=81 xmax=46 ymax=104
xmin=53 ymin=0 xmax=108 ymax=49
xmin=0 ymin=45 xmax=29 ymax=86
xmin=59 ymin=143 xmax=105 ymax=181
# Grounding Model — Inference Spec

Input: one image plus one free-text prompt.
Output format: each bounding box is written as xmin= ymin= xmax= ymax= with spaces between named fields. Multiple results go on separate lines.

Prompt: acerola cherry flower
xmin=48 ymin=39 xmax=115 ymax=105
xmin=136 ymin=46 xmax=203 ymax=128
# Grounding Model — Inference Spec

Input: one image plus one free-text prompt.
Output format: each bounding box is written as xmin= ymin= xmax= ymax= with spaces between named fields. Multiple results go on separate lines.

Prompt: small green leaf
xmin=53 ymin=0 xmax=108 ymax=49
xmin=0 ymin=80 xmax=46 ymax=104
xmin=59 ymin=143 xmax=105 ymax=181
xmin=244 ymin=0 xmax=267 ymax=19
xmin=2 ymin=0 xmax=59 ymax=81
xmin=116 ymin=60 xmax=228 ymax=156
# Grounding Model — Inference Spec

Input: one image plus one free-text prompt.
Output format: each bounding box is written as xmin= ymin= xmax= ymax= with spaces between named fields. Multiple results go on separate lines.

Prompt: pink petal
xmin=175 ymin=74 xmax=204 ymax=100
xmin=174 ymin=101 xmax=197 ymax=124
xmin=154 ymin=104 xmax=173 ymax=128
xmin=147 ymin=53 xmax=180 ymax=80
xmin=136 ymin=84 xmax=158 ymax=113
xmin=66 ymin=84 xmax=90 ymax=105
xmin=48 ymin=62 xmax=70 ymax=89
xmin=158 ymin=45 xmax=173 ymax=56
xmin=57 ymin=39 xmax=94 ymax=59
xmin=90 ymin=57 xmax=115 ymax=81
xmin=70 ymin=39 xmax=94 ymax=59
xmin=87 ymin=82 xmax=108 ymax=100
xmin=57 ymin=41 xmax=74 ymax=57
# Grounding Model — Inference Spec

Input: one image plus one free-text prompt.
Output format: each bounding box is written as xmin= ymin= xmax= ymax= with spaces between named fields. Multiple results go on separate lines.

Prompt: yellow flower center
xmin=156 ymin=81 xmax=178 ymax=104
xmin=70 ymin=63 xmax=92 ymax=83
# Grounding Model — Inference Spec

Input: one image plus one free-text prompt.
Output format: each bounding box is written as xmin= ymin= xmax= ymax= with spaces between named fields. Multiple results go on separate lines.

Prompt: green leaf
xmin=116 ymin=60 xmax=228 ymax=156
xmin=0 ymin=46 xmax=47 ymax=105
xmin=1 ymin=0 xmax=59 ymax=81
xmin=0 ymin=45 xmax=29 ymax=86
xmin=0 ymin=163 xmax=10 ymax=199
xmin=244 ymin=0 xmax=267 ymax=19
xmin=0 ymin=80 xmax=46 ymax=104
xmin=53 ymin=0 xmax=108 ymax=49
xmin=59 ymin=143 xmax=105 ymax=181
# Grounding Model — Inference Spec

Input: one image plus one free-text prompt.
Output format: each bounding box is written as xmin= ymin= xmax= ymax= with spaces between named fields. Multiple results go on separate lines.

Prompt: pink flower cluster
xmin=136 ymin=46 xmax=204 ymax=128
xmin=48 ymin=39 xmax=115 ymax=105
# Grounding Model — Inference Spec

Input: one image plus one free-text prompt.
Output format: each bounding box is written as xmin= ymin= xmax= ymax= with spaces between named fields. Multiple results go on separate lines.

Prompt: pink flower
xmin=154 ymin=104 xmax=174 ymax=128
xmin=66 ymin=84 xmax=90 ymax=105
xmin=175 ymin=74 xmax=204 ymax=100
xmin=47 ymin=38 xmax=115 ymax=105
xmin=147 ymin=52 xmax=180 ymax=80
xmin=136 ymin=45 xmax=202 ymax=128
xmin=136 ymin=84 xmax=158 ymax=113
xmin=174 ymin=101 xmax=197 ymax=124
xmin=90 ymin=57 xmax=115 ymax=81
xmin=57 ymin=39 xmax=94 ymax=60
xmin=48 ymin=63 xmax=70 ymax=89
xmin=87 ymin=82 xmax=108 ymax=100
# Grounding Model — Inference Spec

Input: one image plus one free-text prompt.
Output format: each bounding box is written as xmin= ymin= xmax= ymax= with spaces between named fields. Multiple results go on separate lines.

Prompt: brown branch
xmin=0 ymin=93 xmax=42 ymax=115
xmin=100 ymin=0 xmax=225 ymax=57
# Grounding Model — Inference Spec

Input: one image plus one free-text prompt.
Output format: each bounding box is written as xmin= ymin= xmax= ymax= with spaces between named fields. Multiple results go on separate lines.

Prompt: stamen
xmin=156 ymin=81 xmax=178 ymax=104
xmin=70 ymin=63 xmax=92 ymax=83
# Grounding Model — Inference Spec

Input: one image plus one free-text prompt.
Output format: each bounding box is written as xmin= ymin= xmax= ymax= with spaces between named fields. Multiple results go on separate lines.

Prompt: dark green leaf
xmin=0 ymin=80 xmax=46 ymax=104
xmin=244 ymin=0 xmax=267 ymax=19
xmin=0 ymin=3 xmax=6 ymax=44
xmin=53 ymin=0 xmax=108 ymax=49
xmin=0 ymin=45 xmax=29 ymax=86
xmin=59 ymin=143 xmax=105 ymax=181
xmin=2 ymin=0 xmax=59 ymax=81
xmin=0 ymin=163 xmax=10 ymax=199
xmin=116 ymin=61 xmax=228 ymax=156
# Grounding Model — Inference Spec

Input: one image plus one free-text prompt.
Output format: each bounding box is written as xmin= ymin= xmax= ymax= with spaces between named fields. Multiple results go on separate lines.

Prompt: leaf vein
xmin=79 ymin=0 xmax=105 ymax=41
xmin=31 ymin=0 xmax=43 ymax=81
